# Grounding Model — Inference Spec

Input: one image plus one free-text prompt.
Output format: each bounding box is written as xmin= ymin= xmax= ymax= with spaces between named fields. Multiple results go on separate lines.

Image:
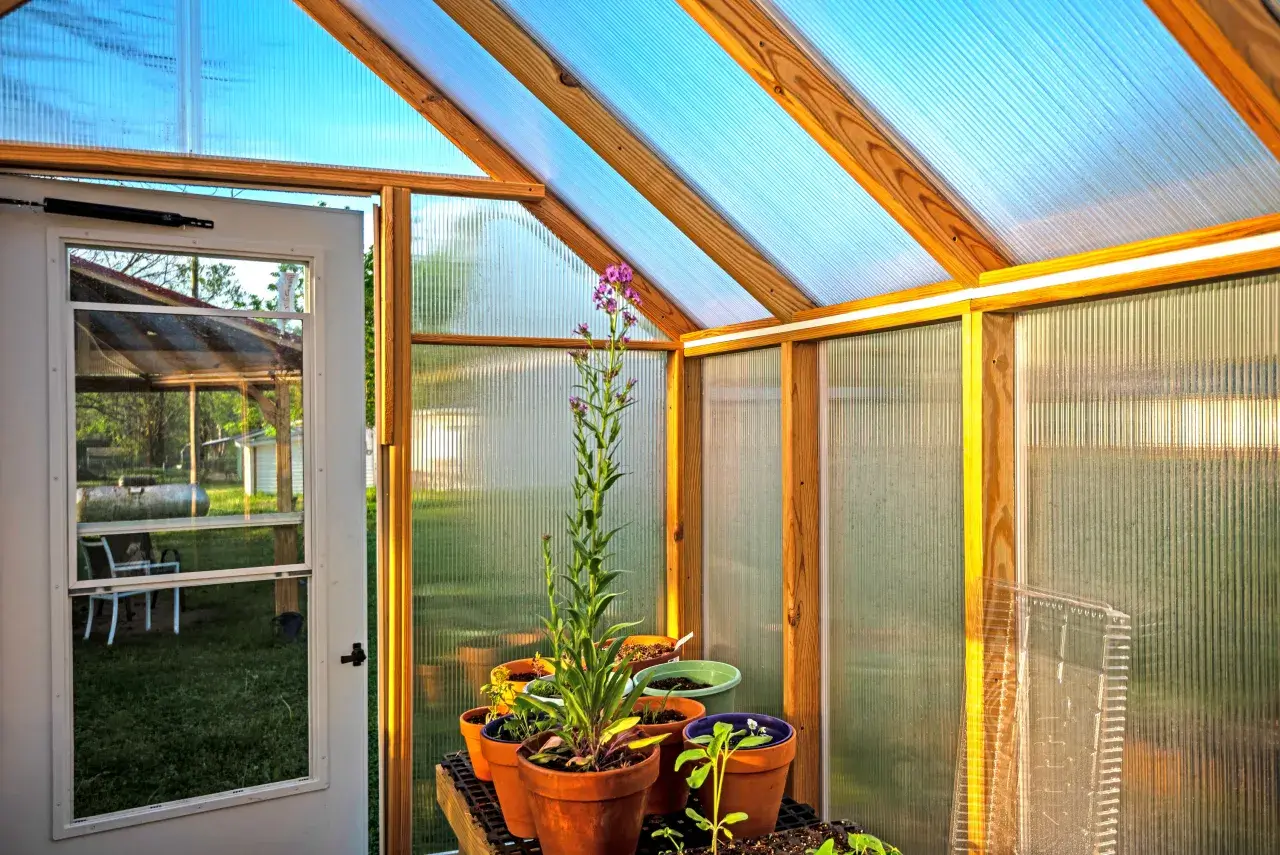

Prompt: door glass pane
xmin=73 ymin=307 xmax=304 ymax=527
xmin=71 ymin=247 xmax=307 ymax=311
xmin=72 ymin=578 xmax=310 ymax=818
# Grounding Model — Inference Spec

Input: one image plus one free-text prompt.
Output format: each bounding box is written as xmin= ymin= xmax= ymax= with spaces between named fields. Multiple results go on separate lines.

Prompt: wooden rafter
xmin=677 ymin=0 xmax=1010 ymax=284
xmin=0 ymin=142 xmax=545 ymax=200
xmin=292 ymin=0 xmax=699 ymax=338
xmin=1146 ymin=0 xmax=1280 ymax=160
xmin=0 ymin=0 xmax=30 ymax=19
xmin=429 ymin=0 xmax=816 ymax=321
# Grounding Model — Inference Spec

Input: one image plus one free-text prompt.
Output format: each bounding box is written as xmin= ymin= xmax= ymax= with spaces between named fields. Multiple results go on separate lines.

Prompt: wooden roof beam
xmin=1146 ymin=0 xmax=1280 ymax=160
xmin=430 ymin=0 xmax=815 ymax=321
xmin=677 ymin=0 xmax=1010 ymax=284
xmin=0 ymin=1 xmax=30 ymax=19
xmin=293 ymin=0 xmax=700 ymax=338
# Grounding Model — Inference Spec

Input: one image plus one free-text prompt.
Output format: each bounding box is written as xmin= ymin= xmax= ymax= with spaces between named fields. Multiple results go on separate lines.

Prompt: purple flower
xmin=623 ymin=286 xmax=641 ymax=306
xmin=621 ymin=334 xmax=631 ymax=345
xmin=604 ymin=264 xmax=621 ymax=283
xmin=602 ymin=297 xmax=619 ymax=314
xmin=574 ymin=321 xmax=591 ymax=338
xmin=617 ymin=263 xmax=633 ymax=283
xmin=568 ymin=349 xmax=588 ymax=363
xmin=622 ymin=310 xmax=637 ymax=328
xmin=568 ymin=396 xmax=588 ymax=416
xmin=626 ymin=377 xmax=637 ymax=389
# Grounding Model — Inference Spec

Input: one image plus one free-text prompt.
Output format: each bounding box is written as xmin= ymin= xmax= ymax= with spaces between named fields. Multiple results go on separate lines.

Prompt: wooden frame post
xmin=377 ymin=186 xmax=414 ymax=855
xmin=780 ymin=340 xmax=821 ymax=805
xmin=666 ymin=351 xmax=704 ymax=658
xmin=960 ymin=312 xmax=1016 ymax=854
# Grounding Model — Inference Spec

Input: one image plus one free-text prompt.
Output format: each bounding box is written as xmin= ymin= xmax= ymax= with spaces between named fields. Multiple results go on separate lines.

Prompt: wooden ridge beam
xmin=430 ymin=0 xmax=815 ymax=321
xmin=780 ymin=340 xmax=821 ymax=806
xmin=0 ymin=141 xmax=545 ymax=200
xmin=293 ymin=0 xmax=700 ymax=339
xmin=0 ymin=1 xmax=30 ymax=19
xmin=677 ymin=0 xmax=1009 ymax=284
xmin=1146 ymin=0 xmax=1280 ymax=160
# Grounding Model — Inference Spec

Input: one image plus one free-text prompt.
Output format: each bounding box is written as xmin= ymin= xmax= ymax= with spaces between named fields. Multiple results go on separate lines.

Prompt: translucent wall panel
xmin=702 ymin=348 xmax=782 ymax=718
xmin=409 ymin=345 xmax=666 ymax=853
xmin=1019 ymin=275 xmax=1280 ymax=854
xmin=411 ymin=194 xmax=661 ymax=339
xmin=496 ymin=0 xmax=948 ymax=306
xmin=770 ymin=0 xmax=1280 ymax=262
xmin=823 ymin=325 xmax=964 ymax=852
xmin=348 ymin=0 xmax=771 ymax=327
xmin=0 ymin=0 xmax=482 ymax=174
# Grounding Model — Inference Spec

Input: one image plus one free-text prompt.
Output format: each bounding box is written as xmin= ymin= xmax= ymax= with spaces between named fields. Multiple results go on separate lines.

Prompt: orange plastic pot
xmin=683 ymin=713 xmax=796 ymax=839
xmin=492 ymin=657 xmax=555 ymax=697
xmin=634 ymin=695 xmax=705 ymax=815
xmin=517 ymin=732 xmax=660 ymax=855
xmin=459 ymin=707 xmax=493 ymax=781
xmin=479 ymin=718 xmax=538 ymax=838
xmin=620 ymin=634 xmax=679 ymax=675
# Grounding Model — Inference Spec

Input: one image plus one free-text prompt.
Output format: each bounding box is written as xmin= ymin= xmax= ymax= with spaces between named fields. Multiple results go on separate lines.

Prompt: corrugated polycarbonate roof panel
xmin=346 ymin=0 xmax=771 ymax=327
xmin=495 ymin=0 xmax=949 ymax=306
xmin=767 ymin=0 xmax=1280 ymax=263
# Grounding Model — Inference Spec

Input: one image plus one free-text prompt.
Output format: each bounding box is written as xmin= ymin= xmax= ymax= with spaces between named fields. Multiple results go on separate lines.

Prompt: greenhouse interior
xmin=0 ymin=1 xmax=1278 ymax=854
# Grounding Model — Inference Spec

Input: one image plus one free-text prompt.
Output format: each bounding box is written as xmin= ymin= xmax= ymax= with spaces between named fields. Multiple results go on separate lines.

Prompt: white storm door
xmin=0 ymin=176 xmax=368 ymax=855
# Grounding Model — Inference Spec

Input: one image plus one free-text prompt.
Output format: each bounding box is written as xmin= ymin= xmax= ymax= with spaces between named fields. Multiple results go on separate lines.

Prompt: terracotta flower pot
xmin=459 ymin=707 xmax=493 ymax=781
xmin=683 ymin=713 xmax=796 ymax=840
xmin=620 ymin=634 xmax=680 ymax=675
xmin=479 ymin=716 xmax=538 ymax=838
xmin=492 ymin=656 xmax=555 ymax=697
xmin=517 ymin=731 xmax=660 ymax=855
xmin=634 ymin=695 xmax=705 ymax=815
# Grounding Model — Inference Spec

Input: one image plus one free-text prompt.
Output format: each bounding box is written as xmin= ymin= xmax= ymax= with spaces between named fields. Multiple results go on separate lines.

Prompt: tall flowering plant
xmin=527 ymin=263 xmax=664 ymax=771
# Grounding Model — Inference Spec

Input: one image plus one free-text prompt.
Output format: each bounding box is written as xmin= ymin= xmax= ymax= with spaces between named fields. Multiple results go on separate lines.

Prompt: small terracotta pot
xmin=620 ymin=634 xmax=680 ymax=675
xmin=634 ymin=695 xmax=705 ymax=815
xmin=492 ymin=657 xmax=556 ymax=697
xmin=518 ymin=731 xmax=660 ymax=855
xmin=459 ymin=641 xmax=502 ymax=699
xmin=479 ymin=717 xmax=538 ymax=838
xmin=459 ymin=707 xmax=493 ymax=781
xmin=683 ymin=713 xmax=797 ymax=840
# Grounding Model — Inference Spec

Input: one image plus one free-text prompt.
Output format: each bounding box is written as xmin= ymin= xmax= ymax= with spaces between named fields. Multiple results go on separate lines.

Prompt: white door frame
xmin=0 ymin=176 xmax=368 ymax=854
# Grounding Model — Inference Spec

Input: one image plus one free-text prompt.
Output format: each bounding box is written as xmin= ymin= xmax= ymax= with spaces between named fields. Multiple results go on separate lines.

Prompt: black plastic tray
xmin=441 ymin=751 xmax=832 ymax=854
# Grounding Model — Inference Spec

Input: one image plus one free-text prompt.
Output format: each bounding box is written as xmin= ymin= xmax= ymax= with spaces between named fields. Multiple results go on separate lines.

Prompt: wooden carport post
xmin=273 ymin=373 xmax=299 ymax=614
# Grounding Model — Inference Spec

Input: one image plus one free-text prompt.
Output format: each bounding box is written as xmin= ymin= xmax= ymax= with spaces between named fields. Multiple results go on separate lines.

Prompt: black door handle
xmin=341 ymin=642 xmax=367 ymax=667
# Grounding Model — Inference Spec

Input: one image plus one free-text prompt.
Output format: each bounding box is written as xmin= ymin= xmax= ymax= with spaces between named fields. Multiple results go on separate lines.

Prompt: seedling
xmin=651 ymin=826 xmax=685 ymax=854
xmin=807 ymin=831 xmax=902 ymax=855
xmin=674 ymin=719 xmax=774 ymax=853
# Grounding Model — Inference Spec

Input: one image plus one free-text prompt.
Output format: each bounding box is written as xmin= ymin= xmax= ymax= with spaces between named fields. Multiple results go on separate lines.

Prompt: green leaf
xmin=690 ymin=735 xmax=713 ymax=746
xmin=674 ymin=748 xmax=708 ymax=770
xmin=686 ymin=762 xmax=711 ymax=789
xmin=721 ymin=812 xmax=748 ymax=826
xmin=733 ymin=734 xmax=773 ymax=749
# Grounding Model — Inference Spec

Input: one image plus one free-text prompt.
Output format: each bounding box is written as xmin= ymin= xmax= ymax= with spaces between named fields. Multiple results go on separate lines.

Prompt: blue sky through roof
xmin=496 ymin=0 xmax=949 ymax=306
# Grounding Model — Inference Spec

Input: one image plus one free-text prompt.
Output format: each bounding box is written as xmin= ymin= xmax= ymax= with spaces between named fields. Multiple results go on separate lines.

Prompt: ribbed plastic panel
xmin=408 ymin=344 xmax=667 ymax=853
xmin=701 ymin=347 xmax=783 ymax=719
xmin=410 ymin=193 xmax=661 ymax=339
xmin=823 ymin=324 xmax=963 ymax=853
xmin=0 ymin=0 xmax=482 ymax=174
xmin=768 ymin=0 xmax=1280 ymax=263
xmin=1017 ymin=273 xmax=1280 ymax=853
